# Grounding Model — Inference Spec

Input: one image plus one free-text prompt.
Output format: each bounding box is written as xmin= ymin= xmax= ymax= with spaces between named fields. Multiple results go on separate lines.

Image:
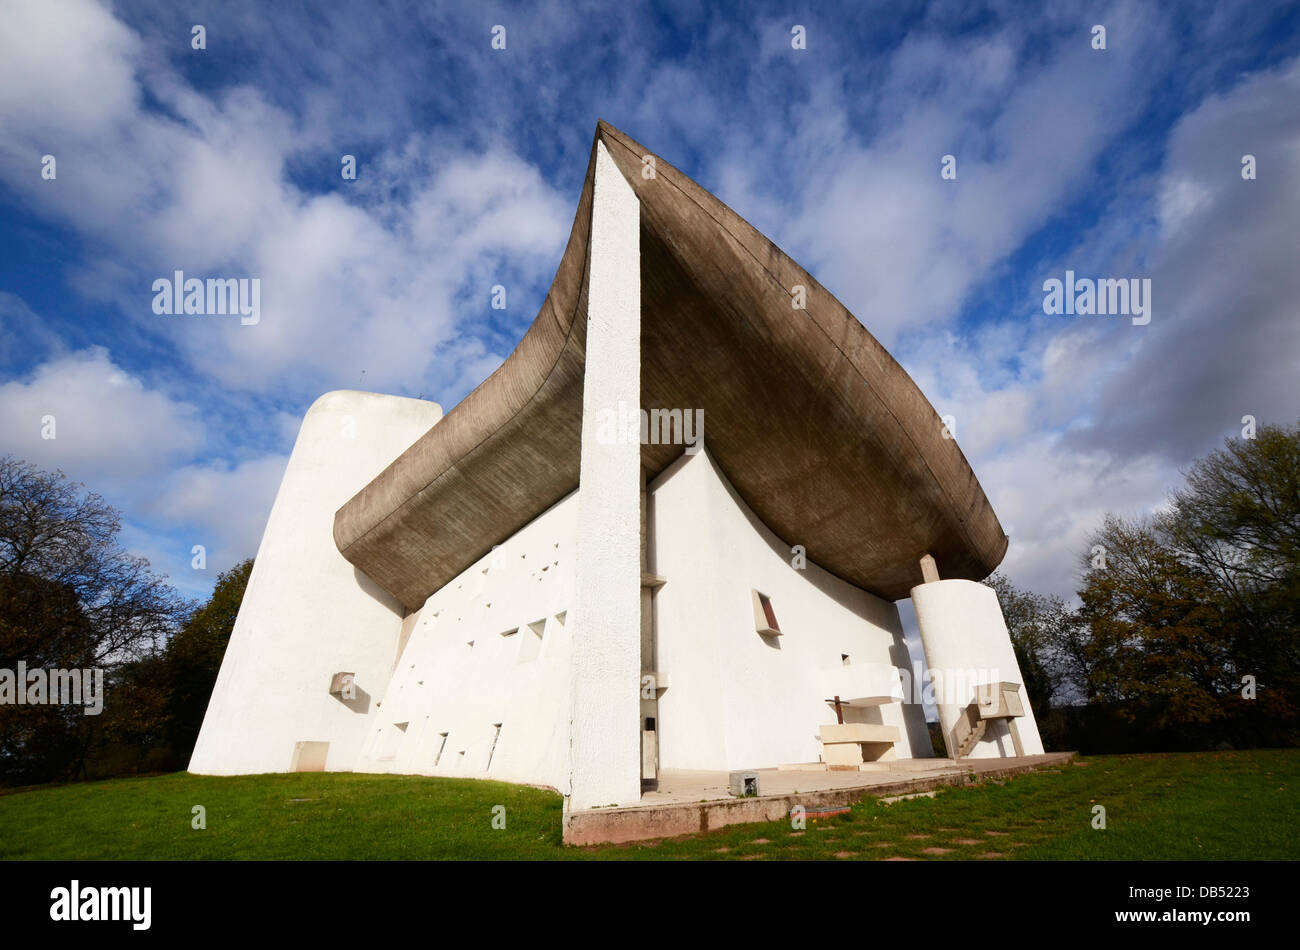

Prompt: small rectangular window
xmin=751 ymin=589 xmax=781 ymax=636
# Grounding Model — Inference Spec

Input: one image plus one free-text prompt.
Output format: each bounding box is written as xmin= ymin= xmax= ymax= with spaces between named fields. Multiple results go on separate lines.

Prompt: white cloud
xmin=139 ymin=454 xmax=289 ymax=574
xmin=1 ymin=0 xmax=1294 ymax=613
xmin=978 ymin=437 xmax=1175 ymax=600
xmin=893 ymin=53 xmax=1300 ymax=598
xmin=0 ymin=346 xmax=286 ymax=595
xmin=0 ymin=347 xmax=204 ymax=482
xmin=787 ymin=16 xmax=1159 ymax=344
xmin=0 ymin=2 xmax=572 ymax=399
xmin=0 ymin=0 xmax=140 ymax=136
xmin=1069 ymin=55 xmax=1300 ymax=461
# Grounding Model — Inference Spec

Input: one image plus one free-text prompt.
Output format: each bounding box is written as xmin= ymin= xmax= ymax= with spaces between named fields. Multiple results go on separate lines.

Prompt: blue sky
xmin=1 ymin=0 xmax=1298 ymax=607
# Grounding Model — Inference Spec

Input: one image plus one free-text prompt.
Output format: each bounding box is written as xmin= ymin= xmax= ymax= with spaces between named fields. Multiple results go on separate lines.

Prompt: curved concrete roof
xmin=334 ymin=121 xmax=1007 ymax=609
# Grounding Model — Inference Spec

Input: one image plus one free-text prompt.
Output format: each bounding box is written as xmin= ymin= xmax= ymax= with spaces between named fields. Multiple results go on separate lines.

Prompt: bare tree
xmin=0 ymin=457 xmax=189 ymax=782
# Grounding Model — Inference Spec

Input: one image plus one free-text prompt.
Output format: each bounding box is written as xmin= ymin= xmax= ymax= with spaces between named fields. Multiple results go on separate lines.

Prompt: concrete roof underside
xmin=334 ymin=121 xmax=1008 ymax=610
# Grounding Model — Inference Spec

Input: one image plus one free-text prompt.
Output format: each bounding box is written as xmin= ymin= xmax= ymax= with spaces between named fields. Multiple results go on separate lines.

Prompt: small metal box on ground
xmin=729 ymin=771 xmax=759 ymax=797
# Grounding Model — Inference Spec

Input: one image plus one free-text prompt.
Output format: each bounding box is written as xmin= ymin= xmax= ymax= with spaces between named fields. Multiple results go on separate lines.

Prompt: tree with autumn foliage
xmin=0 ymin=457 xmax=256 ymax=782
xmin=1071 ymin=423 xmax=1300 ymax=746
xmin=1077 ymin=514 xmax=1238 ymax=728
xmin=0 ymin=457 xmax=189 ymax=783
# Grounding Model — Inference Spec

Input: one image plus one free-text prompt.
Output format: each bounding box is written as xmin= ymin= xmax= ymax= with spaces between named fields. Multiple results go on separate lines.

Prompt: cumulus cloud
xmin=0 ymin=0 xmax=572 ymax=401
xmin=0 ymin=0 xmax=1295 ymax=610
xmin=0 ymin=344 xmax=285 ymax=587
xmin=0 ymin=0 xmax=140 ymax=136
xmin=1066 ymin=56 xmax=1300 ymax=463
xmin=892 ymin=55 xmax=1300 ymax=597
xmin=832 ymin=21 xmax=1156 ymax=338
xmin=978 ymin=439 xmax=1176 ymax=598
xmin=138 ymin=454 xmax=288 ymax=577
xmin=0 ymin=347 xmax=204 ymax=482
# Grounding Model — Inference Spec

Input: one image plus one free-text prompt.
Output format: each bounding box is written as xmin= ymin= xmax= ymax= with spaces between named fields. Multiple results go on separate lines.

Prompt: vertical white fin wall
xmin=567 ymin=140 xmax=643 ymax=810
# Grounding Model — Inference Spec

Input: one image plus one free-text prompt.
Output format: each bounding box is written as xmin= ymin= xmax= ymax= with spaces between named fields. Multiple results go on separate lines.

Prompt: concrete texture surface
xmin=333 ymin=120 xmax=1008 ymax=610
xmin=563 ymin=752 xmax=1076 ymax=845
xmin=567 ymin=141 xmax=644 ymax=809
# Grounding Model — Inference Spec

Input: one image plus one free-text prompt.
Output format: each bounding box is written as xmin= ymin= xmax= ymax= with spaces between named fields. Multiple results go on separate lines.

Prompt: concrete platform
xmin=562 ymin=752 xmax=1075 ymax=845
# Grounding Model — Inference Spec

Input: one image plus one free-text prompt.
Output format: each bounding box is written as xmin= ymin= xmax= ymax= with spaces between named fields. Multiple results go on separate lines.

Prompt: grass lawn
xmin=0 ymin=749 xmax=1294 ymax=860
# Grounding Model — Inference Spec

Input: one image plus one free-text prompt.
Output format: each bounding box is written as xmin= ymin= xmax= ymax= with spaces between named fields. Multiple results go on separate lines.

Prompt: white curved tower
xmin=189 ymin=390 xmax=442 ymax=775
xmin=912 ymin=578 xmax=1045 ymax=759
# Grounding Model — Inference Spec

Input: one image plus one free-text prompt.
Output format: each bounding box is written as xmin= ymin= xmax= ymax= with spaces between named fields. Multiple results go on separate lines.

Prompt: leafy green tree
xmin=163 ymin=558 xmax=252 ymax=762
xmin=1077 ymin=515 xmax=1236 ymax=729
xmin=1159 ymin=424 xmax=1300 ymax=712
xmin=986 ymin=572 xmax=1064 ymax=716
xmin=101 ymin=654 xmax=173 ymax=773
xmin=986 ymin=572 xmax=1098 ymax=704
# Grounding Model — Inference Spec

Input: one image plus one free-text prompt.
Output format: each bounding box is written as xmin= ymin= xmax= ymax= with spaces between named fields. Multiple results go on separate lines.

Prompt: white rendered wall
xmin=567 ymin=140 xmax=643 ymax=810
xmin=189 ymin=391 xmax=442 ymax=775
xmin=352 ymin=491 xmax=578 ymax=789
xmin=911 ymin=579 xmax=1046 ymax=758
xmin=650 ymin=448 xmax=932 ymax=771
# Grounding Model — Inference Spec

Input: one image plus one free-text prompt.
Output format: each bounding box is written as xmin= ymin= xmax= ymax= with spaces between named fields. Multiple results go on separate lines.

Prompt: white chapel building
xmin=189 ymin=122 xmax=1044 ymax=814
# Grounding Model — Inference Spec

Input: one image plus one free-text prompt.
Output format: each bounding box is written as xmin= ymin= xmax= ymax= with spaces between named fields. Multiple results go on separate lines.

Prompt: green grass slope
xmin=0 ymin=749 xmax=1294 ymax=860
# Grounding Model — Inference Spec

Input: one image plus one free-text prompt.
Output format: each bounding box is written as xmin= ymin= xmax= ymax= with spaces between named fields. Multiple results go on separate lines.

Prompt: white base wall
xmin=352 ymin=491 xmax=579 ymax=792
xmin=192 ymin=401 xmax=1027 ymax=788
xmin=188 ymin=390 xmax=443 ymax=775
xmin=650 ymin=448 xmax=933 ymax=771
xmin=278 ymin=443 xmax=935 ymax=790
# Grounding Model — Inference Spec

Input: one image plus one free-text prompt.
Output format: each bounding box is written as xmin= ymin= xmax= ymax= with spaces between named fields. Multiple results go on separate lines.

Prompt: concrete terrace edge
xmin=562 ymin=752 xmax=1077 ymax=846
